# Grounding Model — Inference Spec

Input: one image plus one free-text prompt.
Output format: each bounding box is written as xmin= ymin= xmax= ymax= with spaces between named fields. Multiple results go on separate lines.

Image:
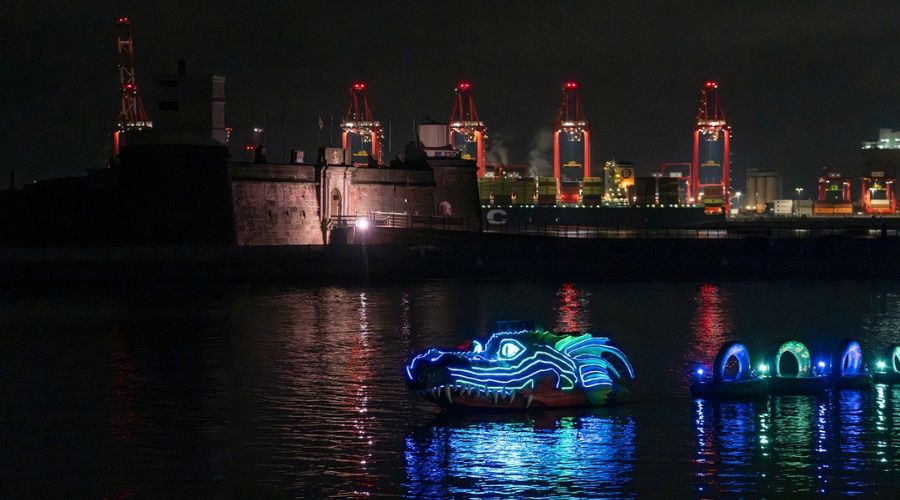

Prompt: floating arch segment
xmin=713 ymin=341 xmax=752 ymax=383
xmin=831 ymin=339 xmax=864 ymax=378
xmin=888 ymin=345 xmax=900 ymax=373
xmin=774 ymin=340 xmax=812 ymax=378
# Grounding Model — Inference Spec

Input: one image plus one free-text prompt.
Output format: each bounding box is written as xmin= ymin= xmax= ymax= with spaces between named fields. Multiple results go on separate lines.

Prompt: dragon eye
xmin=499 ymin=340 xmax=524 ymax=360
xmin=472 ymin=340 xmax=484 ymax=354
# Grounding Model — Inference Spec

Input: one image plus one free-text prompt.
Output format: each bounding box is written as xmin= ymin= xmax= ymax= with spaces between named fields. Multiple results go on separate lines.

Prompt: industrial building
xmin=745 ymin=169 xmax=783 ymax=212
xmin=861 ymin=129 xmax=900 ymax=150
xmin=141 ymin=60 xmax=227 ymax=147
xmin=603 ymin=160 xmax=635 ymax=205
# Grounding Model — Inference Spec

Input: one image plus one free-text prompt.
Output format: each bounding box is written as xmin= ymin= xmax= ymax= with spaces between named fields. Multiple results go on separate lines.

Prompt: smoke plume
xmin=527 ymin=129 xmax=553 ymax=178
xmin=485 ymin=135 xmax=509 ymax=167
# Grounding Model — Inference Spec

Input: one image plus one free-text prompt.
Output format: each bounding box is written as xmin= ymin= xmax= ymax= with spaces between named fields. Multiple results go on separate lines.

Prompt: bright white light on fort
xmin=355 ymin=218 xmax=370 ymax=230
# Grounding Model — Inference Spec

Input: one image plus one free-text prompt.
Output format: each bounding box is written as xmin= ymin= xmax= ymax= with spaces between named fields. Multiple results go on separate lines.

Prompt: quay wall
xmin=3 ymin=231 xmax=900 ymax=285
xmin=229 ymin=164 xmax=324 ymax=245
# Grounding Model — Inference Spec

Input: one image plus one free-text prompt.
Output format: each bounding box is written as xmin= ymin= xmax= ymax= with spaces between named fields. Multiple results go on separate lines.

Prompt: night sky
xmin=2 ymin=1 xmax=898 ymax=191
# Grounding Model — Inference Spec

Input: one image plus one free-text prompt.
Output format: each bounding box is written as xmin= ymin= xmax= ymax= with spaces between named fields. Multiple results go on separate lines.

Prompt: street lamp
xmin=735 ymin=191 xmax=742 ymax=213
xmin=795 ymin=187 xmax=804 ymax=199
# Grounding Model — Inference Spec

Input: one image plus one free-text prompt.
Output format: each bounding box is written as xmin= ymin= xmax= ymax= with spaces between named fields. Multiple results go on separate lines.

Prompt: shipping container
xmin=582 ymin=176 xmax=604 ymax=205
xmin=814 ymin=201 xmax=852 ymax=215
xmin=794 ymin=200 xmax=813 ymax=216
xmin=537 ymin=177 xmax=558 ymax=205
xmin=510 ymin=179 xmax=537 ymax=205
xmin=773 ymin=199 xmax=793 ymax=216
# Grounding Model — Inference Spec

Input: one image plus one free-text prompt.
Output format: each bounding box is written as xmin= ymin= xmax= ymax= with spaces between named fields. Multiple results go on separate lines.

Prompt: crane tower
xmin=690 ymin=81 xmax=732 ymax=214
xmin=113 ymin=17 xmax=151 ymax=156
xmin=341 ymin=82 xmax=383 ymax=166
xmin=449 ymin=81 xmax=487 ymax=177
xmin=553 ymin=82 xmax=590 ymax=204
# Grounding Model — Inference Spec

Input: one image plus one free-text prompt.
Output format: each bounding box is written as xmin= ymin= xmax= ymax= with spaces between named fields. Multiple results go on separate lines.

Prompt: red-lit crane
xmin=449 ymin=81 xmax=487 ymax=177
xmin=690 ymin=81 xmax=732 ymax=214
xmin=341 ymin=82 xmax=383 ymax=166
xmin=553 ymin=81 xmax=590 ymax=204
xmin=113 ymin=17 xmax=151 ymax=156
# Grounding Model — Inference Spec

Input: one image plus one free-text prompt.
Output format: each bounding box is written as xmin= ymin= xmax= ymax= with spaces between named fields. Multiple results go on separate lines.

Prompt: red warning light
xmin=123 ymin=82 xmax=136 ymax=91
xmin=564 ymin=81 xmax=578 ymax=90
xmin=244 ymin=144 xmax=257 ymax=151
xmin=704 ymin=81 xmax=718 ymax=89
xmin=117 ymin=17 xmax=130 ymax=24
xmin=457 ymin=81 xmax=472 ymax=91
xmin=352 ymin=82 xmax=366 ymax=91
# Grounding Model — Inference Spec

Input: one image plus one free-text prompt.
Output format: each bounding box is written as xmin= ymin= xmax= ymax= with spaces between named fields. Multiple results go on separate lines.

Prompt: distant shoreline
xmin=3 ymin=229 xmax=900 ymax=286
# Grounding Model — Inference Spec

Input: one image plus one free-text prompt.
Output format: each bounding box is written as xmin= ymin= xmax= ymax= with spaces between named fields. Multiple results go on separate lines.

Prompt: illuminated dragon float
xmin=405 ymin=328 xmax=635 ymax=410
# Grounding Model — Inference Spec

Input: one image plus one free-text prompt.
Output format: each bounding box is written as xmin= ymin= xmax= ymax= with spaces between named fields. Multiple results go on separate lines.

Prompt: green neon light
xmin=555 ymin=333 xmax=592 ymax=352
xmin=775 ymin=340 xmax=812 ymax=378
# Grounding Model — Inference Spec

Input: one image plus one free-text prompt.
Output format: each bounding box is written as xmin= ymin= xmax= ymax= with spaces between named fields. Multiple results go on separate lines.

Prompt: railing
xmin=483 ymin=222 xmax=900 ymax=240
xmin=330 ymin=212 xmax=466 ymax=231
xmin=328 ymin=212 xmax=900 ymax=240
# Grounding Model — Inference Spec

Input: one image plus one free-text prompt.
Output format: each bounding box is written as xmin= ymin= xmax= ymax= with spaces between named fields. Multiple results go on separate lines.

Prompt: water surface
xmin=1 ymin=281 xmax=898 ymax=496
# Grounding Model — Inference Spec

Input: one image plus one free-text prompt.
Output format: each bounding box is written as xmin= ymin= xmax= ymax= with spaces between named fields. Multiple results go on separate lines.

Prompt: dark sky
xmin=2 ymin=1 xmax=898 ymax=191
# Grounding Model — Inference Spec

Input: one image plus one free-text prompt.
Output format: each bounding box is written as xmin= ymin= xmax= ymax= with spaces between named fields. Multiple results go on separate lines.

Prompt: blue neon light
xmin=405 ymin=329 xmax=635 ymax=399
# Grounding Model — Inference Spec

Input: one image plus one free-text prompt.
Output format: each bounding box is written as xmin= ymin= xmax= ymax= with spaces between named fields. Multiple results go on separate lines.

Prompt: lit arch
xmin=774 ymin=340 xmax=812 ymax=378
xmin=713 ymin=342 xmax=751 ymax=383
xmin=831 ymin=339 xmax=863 ymax=378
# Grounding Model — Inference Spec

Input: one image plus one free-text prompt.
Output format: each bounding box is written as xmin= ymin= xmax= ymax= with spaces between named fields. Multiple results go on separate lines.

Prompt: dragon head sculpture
xmin=405 ymin=330 xmax=635 ymax=410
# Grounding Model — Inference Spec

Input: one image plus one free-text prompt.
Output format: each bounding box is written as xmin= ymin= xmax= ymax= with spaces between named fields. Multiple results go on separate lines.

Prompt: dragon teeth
xmin=444 ymin=386 xmax=452 ymax=404
xmin=492 ymin=392 xmax=498 ymax=404
xmin=526 ymin=394 xmax=533 ymax=409
xmin=508 ymin=392 xmax=516 ymax=405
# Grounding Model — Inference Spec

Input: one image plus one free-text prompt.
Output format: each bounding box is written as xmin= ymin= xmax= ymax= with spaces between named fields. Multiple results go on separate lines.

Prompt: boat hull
xmin=769 ymin=376 xmax=828 ymax=394
xmin=831 ymin=374 xmax=873 ymax=389
xmin=690 ymin=378 xmax=769 ymax=398
xmin=873 ymin=372 xmax=900 ymax=385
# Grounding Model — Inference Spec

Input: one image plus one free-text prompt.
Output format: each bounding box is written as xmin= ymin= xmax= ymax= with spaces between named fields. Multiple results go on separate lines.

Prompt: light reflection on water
xmin=0 ymin=282 xmax=898 ymax=496
xmin=405 ymin=411 xmax=635 ymax=498
xmin=691 ymin=389 xmax=900 ymax=496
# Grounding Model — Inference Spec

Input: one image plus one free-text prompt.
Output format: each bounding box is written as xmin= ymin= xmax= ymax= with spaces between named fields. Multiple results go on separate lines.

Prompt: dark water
xmin=1 ymin=281 xmax=898 ymax=497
